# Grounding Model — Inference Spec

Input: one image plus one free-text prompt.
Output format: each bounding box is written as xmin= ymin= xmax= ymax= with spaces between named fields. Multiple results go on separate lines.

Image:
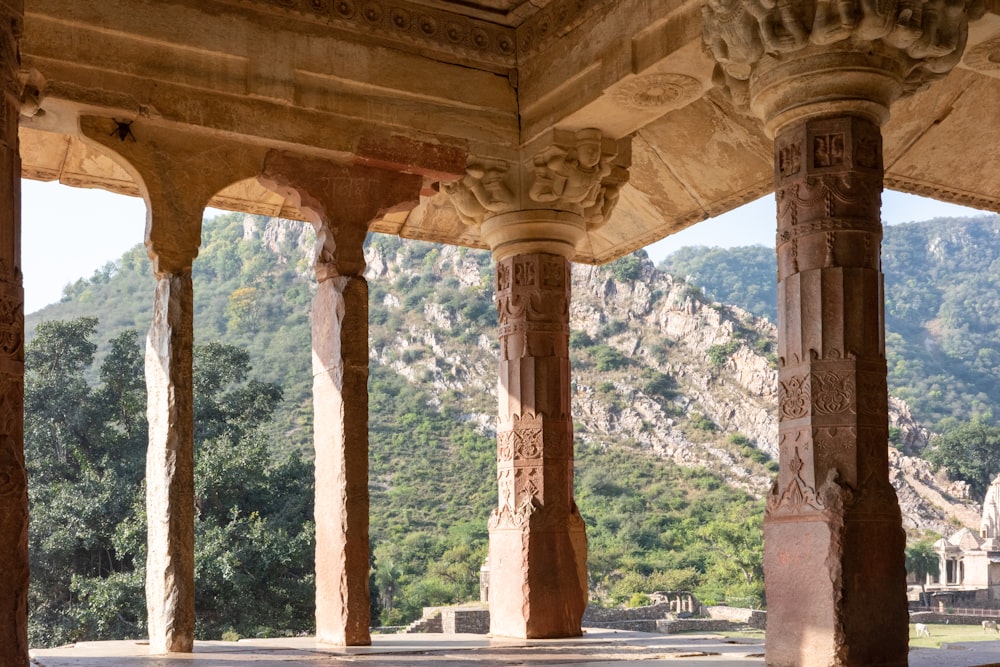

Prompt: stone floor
xmin=28 ymin=630 xmax=1000 ymax=667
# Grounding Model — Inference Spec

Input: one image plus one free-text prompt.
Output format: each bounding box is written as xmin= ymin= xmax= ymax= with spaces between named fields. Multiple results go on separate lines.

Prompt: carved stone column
xmin=702 ymin=1 xmax=975 ymax=664
xmin=0 ymin=2 xmax=26 ymax=665
xmin=259 ymin=152 xmax=421 ymax=645
xmin=768 ymin=113 xmax=907 ymax=665
xmin=444 ymin=130 xmax=628 ymax=638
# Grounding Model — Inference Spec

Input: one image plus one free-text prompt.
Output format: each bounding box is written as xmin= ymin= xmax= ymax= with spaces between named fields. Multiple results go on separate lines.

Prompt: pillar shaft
xmin=489 ymin=251 xmax=587 ymax=638
xmin=0 ymin=1 xmax=26 ymax=664
xmin=258 ymin=152 xmax=423 ymax=646
xmin=145 ymin=272 xmax=195 ymax=654
xmin=313 ymin=272 xmax=371 ymax=645
xmin=765 ymin=114 xmax=907 ymax=666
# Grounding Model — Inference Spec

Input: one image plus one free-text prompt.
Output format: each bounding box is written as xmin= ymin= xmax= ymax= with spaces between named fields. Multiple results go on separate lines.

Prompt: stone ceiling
xmin=16 ymin=0 xmax=1000 ymax=264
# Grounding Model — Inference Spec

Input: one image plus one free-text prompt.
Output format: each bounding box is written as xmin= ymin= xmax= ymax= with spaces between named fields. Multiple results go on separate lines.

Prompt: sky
xmin=20 ymin=179 xmax=993 ymax=314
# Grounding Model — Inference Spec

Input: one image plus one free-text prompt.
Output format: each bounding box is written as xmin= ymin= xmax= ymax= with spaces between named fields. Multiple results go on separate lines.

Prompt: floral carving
xmin=0 ymin=289 xmax=22 ymax=360
xmin=964 ymin=35 xmax=1000 ymax=71
xmin=766 ymin=447 xmax=825 ymax=516
xmin=812 ymin=371 xmax=856 ymax=414
xmin=779 ymin=373 xmax=810 ymax=419
xmin=612 ymin=73 xmax=703 ymax=110
xmin=0 ymin=390 xmax=24 ymax=498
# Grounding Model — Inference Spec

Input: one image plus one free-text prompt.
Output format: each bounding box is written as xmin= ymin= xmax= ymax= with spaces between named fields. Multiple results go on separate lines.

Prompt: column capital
xmin=441 ymin=129 xmax=630 ymax=258
xmin=258 ymin=151 xmax=422 ymax=279
xmin=702 ymin=0 xmax=977 ymax=134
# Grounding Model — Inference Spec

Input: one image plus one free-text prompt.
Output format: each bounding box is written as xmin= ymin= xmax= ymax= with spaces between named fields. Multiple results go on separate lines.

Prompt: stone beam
xmin=517 ymin=0 xmax=717 ymax=142
xmin=22 ymin=0 xmax=514 ymax=156
xmin=0 ymin=1 xmax=27 ymax=666
xmin=80 ymin=117 xmax=267 ymax=654
xmin=259 ymin=151 xmax=422 ymax=646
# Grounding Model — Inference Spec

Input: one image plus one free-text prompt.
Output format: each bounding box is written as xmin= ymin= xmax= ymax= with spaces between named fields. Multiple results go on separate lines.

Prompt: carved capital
xmin=702 ymin=0 xmax=975 ymax=131
xmin=441 ymin=129 xmax=630 ymax=256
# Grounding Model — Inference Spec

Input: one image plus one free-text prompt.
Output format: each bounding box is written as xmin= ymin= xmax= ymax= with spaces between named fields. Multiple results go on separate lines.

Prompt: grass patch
xmin=908 ymin=623 xmax=1000 ymax=648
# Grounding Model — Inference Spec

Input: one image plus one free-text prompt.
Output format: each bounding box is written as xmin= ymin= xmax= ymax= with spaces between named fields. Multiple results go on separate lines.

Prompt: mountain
xmin=25 ymin=213 xmax=982 ymax=634
xmin=657 ymin=214 xmax=1000 ymax=434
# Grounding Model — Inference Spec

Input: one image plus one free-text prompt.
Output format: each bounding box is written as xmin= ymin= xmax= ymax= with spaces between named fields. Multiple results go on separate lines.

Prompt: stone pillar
xmin=78 ymin=118 xmax=273 ymax=653
xmin=141 ymin=181 xmax=204 ymax=656
xmin=0 ymin=1 xmax=26 ymax=665
xmin=259 ymin=152 xmax=421 ymax=645
xmin=443 ymin=129 xmax=629 ymax=639
xmin=489 ymin=239 xmax=586 ymax=638
xmin=701 ymin=1 xmax=974 ymax=664
xmin=145 ymin=265 xmax=195 ymax=654
xmin=767 ymin=113 xmax=908 ymax=666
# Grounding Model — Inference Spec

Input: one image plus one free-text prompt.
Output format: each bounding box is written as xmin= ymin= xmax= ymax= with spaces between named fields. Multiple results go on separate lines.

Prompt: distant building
xmin=926 ymin=475 xmax=1000 ymax=600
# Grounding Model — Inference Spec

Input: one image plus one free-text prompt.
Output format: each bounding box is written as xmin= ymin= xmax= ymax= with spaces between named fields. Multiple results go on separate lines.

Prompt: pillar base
xmin=764 ymin=508 xmax=908 ymax=667
xmin=488 ymin=510 xmax=587 ymax=639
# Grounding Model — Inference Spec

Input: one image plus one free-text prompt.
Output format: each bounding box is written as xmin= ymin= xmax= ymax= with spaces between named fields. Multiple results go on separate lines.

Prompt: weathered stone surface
xmin=313 ymin=275 xmax=371 ymax=646
xmin=258 ymin=155 xmax=424 ymax=646
xmin=0 ymin=1 xmax=28 ymax=664
xmin=765 ymin=114 xmax=908 ymax=667
xmin=145 ymin=271 xmax=195 ymax=654
xmin=488 ymin=252 xmax=587 ymax=639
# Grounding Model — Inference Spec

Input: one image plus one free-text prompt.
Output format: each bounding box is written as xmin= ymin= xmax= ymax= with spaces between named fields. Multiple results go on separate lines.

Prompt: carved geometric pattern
xmin=812 ymin=371 xmax=855 ymax=415
xmin=612 ymin=74 xmax=702 ymax=110
xmin=813 ymin=426 xmax=856 ymax=453
xmin=857 ymin=371 xmax=888 ymax=417
xmin=0 ymin=389 xmax=24 ymax=498
xmin=517 ymin=0 xmax=605 ymax=56
xmin=766 ymin=447 xmax=824 ymax=516
xmin=222 ymin=0 xmax=516 ymax=65
xmin=0 ymin=290 xmax=22 ymax=359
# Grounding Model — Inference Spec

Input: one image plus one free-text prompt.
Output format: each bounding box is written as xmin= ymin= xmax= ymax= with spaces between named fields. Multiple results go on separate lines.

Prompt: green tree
xmin=26 ymin=318 xmax=313 ymax=646
xmin=926 ymin=420 xmax=1000 ymax=500
xmin=905 ymin=540 xmax=940 ymax=599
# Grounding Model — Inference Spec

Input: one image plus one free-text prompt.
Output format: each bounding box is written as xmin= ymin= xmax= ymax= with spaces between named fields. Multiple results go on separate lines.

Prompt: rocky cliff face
xmin=272 ymin=219 xmax=977 ymax=535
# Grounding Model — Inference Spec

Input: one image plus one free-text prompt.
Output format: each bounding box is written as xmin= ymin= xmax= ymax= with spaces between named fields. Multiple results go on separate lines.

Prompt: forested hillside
xmin=657 ymin=214 xmax=1000 ymax=498
xmin=27 ymin=211 xmax=991 ymax=646
xmin=26 ymin=213 xmax=769 ymax=645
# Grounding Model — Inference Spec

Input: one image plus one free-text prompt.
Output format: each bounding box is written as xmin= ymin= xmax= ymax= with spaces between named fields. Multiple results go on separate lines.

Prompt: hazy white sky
xmin=20 ymin=179 xmax=991 ymax=314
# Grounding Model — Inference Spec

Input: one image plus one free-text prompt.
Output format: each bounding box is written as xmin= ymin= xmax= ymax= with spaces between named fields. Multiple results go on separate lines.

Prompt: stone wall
xmin=910 ymin=611 xmax=1000 ymax=625
xmin=657 ymin=619 xmax=739 ymax=634
xmin=441 ymin=609 xmax=490 ymax=634
xmin=706 ymin=606 xmax=767 ymax=630
xmin=405 ymin=600 xmax=766 ymax=635
xmin=582 ymin=603 xmax=675 ymax=623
